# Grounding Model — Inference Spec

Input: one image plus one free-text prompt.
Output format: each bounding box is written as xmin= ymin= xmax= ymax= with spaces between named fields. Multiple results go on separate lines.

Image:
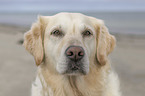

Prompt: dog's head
xmin=23 ymin=13 xmax=115 ymax=75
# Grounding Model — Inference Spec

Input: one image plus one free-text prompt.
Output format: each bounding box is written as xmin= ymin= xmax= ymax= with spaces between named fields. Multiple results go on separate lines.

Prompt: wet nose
xmin=65 ymin=46 xmax=84 ymax=61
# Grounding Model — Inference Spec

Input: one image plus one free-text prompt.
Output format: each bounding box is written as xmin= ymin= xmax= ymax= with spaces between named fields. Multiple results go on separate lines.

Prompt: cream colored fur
xmin=23 ymin=12 xmax=121 ymax=96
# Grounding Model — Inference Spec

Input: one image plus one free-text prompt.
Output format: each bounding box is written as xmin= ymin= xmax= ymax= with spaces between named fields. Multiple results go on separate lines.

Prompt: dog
xmin=23 ymin=12 xmax=121 ymax=96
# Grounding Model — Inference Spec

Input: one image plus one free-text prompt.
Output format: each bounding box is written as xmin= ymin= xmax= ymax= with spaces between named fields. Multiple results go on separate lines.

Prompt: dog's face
xmin=24 ymin=13 xmax=116 ymax=75
xmin=44 ymin=13 xmax=96 ymax=75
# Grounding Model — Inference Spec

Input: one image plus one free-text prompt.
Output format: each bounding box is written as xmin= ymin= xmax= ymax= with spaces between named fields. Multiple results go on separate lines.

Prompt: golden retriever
xmin=23 ymin=12 xmax=121 ymax=96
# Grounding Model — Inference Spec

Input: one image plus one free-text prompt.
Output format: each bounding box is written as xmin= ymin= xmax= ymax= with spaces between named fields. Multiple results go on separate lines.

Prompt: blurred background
xmin=0 ymin=0 xmax=145 ymax=96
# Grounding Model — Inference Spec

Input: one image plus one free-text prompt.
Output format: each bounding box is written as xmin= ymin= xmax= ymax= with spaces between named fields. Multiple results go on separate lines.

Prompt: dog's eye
xmin=82 ymin=30 xmax=92 ymax=37
xmin=51 ymin=30 xmax=63 ymax=36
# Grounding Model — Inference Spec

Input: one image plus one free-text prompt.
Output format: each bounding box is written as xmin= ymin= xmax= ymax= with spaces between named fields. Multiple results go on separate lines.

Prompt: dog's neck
xmin=37 ymin=63 xmax=110 ymax=96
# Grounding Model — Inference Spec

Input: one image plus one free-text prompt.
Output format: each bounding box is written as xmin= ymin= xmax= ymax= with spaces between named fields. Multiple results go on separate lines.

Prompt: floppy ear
xmin=23 ymin=16 xmax=48 ymax=66
xmin=96 ymin=22 xmax=116 ymax=65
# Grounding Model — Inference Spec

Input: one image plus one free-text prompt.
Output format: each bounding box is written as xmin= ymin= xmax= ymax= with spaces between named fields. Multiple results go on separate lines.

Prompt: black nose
xmin=65 ymin=46 xmax=84 ymax=61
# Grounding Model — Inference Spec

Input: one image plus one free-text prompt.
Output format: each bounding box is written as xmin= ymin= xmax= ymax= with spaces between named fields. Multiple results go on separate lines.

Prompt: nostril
xmin=67 ymin=51 xmax=73 ymax=56
xmin=78 ymin=51 xmax=84 ymax=56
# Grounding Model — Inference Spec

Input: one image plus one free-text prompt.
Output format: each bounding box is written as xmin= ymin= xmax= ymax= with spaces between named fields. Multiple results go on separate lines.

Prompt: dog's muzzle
xmin=65 ymin=46 xmax=85 ymax=71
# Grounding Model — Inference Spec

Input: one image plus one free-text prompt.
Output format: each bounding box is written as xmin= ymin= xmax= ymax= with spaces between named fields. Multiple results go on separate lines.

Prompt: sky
xmin=0 ymin=0 xmax=145 ymax=12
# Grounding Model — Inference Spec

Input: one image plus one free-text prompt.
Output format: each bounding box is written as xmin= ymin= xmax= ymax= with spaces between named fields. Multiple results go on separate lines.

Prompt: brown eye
xmin=51 ymin=30 xmax=63 ymax=36
xmin=82 ymin=30 xmax=92 ymax=36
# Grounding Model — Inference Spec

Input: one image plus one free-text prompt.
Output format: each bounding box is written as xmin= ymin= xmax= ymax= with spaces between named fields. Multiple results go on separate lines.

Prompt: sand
xmin=0 ymin=25 xmax=145 ymax=96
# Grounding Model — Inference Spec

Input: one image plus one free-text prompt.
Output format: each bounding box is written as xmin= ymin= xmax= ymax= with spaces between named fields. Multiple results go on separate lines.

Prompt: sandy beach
xmin=0 ymin=24 xmax=145 ymax=96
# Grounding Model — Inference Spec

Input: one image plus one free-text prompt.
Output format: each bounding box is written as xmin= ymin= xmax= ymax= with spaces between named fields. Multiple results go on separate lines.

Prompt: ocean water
xmin=0 ymin=12 xmax=145 ymax=34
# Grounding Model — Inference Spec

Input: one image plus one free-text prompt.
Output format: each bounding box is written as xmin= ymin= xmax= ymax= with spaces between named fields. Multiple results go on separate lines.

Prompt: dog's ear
xmin=23 ymin=16 xmax=48 ymax=66
xmin=95 ymin=21 xmax=116 ymax=65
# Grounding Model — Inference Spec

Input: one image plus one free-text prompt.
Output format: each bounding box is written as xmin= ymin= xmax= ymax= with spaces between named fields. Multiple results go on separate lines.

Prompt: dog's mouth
xmin=64 ymin=60 xmax=87 ymax=75
xmin=57 ymin=56 xmax=89 ymax=76
xmin=70 ymin=64 xmax=80 ymax=70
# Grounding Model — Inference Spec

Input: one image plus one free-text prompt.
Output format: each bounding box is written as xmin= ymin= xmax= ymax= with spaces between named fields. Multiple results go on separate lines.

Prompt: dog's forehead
xmin=44 ymin=13 xmax=104 ymax=34
xmin=50 ymin=13 xmax=92 ymax=26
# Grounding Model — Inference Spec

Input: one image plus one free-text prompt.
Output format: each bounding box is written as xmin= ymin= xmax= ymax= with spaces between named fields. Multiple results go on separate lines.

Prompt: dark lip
xmin=71 ymin=65 xmax=80 ymax=70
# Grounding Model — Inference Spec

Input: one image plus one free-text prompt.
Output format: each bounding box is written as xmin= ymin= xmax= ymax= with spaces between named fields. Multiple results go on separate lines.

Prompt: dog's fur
xmin=23 ymin=13 xmax=121 ymax=96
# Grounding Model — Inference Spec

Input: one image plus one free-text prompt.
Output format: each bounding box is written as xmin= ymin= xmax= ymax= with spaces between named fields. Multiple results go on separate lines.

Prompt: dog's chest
xmin=33 ymin=70 xmax=107 ymax=96
xmin=32 ymin=77 xmax=100 ymax=96
xmin=45 ymin=79 xmax=101 ymax=96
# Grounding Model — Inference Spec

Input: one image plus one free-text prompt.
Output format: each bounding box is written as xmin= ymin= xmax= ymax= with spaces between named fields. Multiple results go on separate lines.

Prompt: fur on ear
xmin=23 ymin=16 xmax=48 ymax=66
xmin=96 ymin=22 xmax=116 ymax=65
